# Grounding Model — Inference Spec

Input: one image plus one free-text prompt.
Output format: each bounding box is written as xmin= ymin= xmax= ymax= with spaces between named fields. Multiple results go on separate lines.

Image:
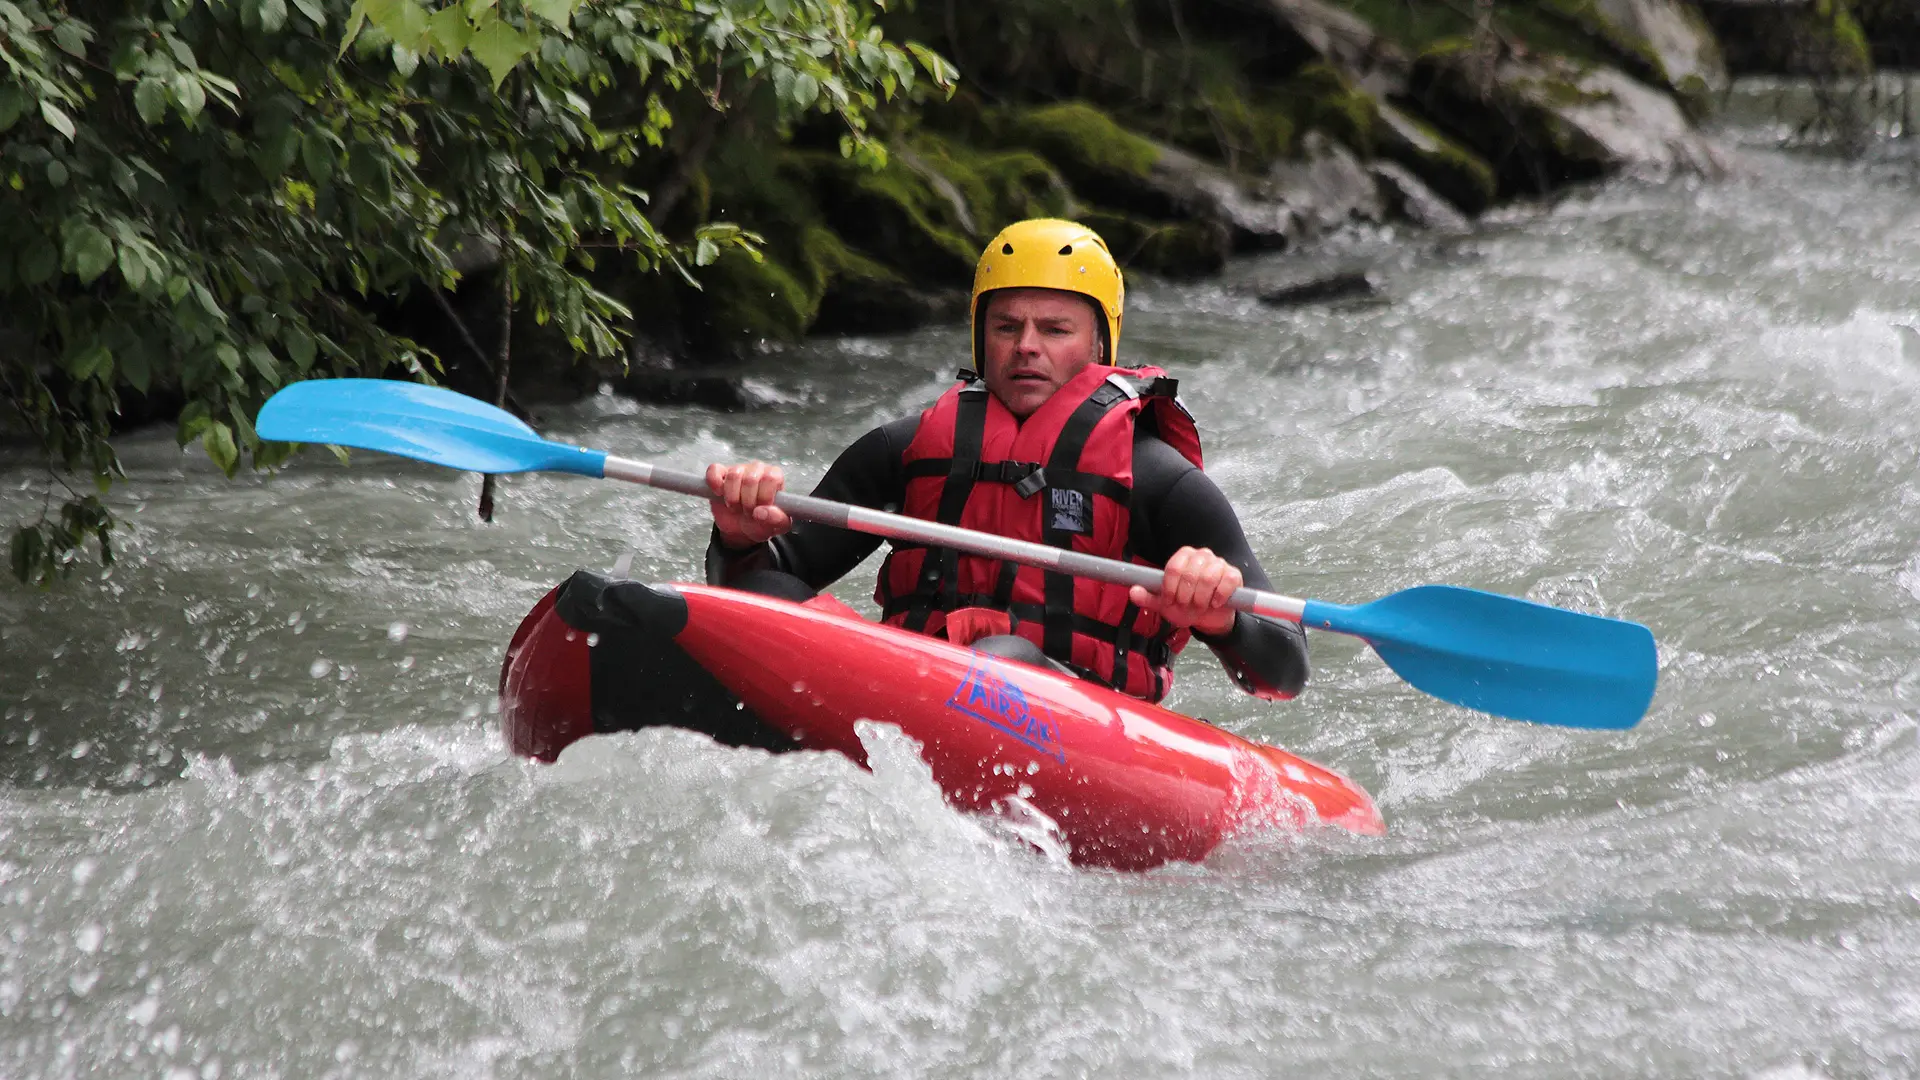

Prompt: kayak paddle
xmin=256 ymin=378 xmax=1658 ymax=730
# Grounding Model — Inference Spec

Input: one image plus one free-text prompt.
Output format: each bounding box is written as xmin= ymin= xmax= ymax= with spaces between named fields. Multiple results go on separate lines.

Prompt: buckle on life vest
xmin=942 ymin=606 xmax=1014 ymax=646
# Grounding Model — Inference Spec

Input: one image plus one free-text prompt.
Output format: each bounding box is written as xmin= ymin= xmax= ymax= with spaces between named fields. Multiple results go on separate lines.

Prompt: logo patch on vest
xmin=1049 ymin=488 xmax=1091 ymax=535
xmin=945 ymin=659 xmax=1066 ymax=764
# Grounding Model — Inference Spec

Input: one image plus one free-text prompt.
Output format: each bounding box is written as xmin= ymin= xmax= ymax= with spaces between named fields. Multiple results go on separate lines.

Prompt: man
xmin=704 ymin=219 xmax=1307 ymax=703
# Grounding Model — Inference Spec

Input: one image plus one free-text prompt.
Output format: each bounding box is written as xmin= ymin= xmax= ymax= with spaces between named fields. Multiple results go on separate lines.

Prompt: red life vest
xmin=875 ymin=363 xmax=1205 ymax=702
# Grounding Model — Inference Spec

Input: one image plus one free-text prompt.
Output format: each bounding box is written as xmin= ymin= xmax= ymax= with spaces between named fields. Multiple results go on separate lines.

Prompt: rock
xmin=1255 ymin=270 xmax=1378 ymax=307
xmin=999 ymin=101 xmax=1177 ymax=219
xmin=1411 ymin=48 xmax=1726 ymax=191
xmin=1373 ymin=102 xmax=1498 ymax=214
xmin=1369 ymin=161 xmax=1472 ymax=234
xmin=615 ymin=335 xmax=770 ymax=411
xmin=1592 ymin=0 xmax=1730 ymax=102
xmin=896 ymin=131 xmax=1077 ymax=237
xmin=1144 ymin=144 xmax=1301 ymax=250
xmin=813 ymin=281 xmax=968 ymax=335
xmin=1081 ymin=210 xmax=1233 ymax=278
xmin=998 ymin=101 xmax=1302 ymax=259
xmin=808 ymin=152 xmax=978 ymax=284
xmin=1254 ymin=0 xmax=1411 ymax=98
xmin=1697 ymin=0 xmax=1873 ymax=76
xmin=1256 ymin=132 xmax=1387 ymax=236
xmin=1854 ymin=0 xmax=1920 ymax=67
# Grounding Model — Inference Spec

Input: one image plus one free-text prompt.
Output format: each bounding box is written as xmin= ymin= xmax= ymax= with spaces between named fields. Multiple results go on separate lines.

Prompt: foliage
xmin=0 ymin=0 xmax=953 ymax=583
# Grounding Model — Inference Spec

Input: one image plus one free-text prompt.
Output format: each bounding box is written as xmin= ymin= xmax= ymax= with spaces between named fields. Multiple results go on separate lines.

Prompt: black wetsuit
xmin=706 ymin=416 xmax=1309 ymax=699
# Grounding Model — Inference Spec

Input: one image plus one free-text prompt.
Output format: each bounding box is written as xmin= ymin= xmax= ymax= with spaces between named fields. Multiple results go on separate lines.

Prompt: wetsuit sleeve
xmin=704 ymin=416 xmax=917 ymax=591
xmin=1132 ymin=435 xmax=1310 ymax=700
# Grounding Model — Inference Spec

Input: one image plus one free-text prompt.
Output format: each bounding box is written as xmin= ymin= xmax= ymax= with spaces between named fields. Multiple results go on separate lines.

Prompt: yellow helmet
xmin=971 ymin=219 xmax=1124 ymax=369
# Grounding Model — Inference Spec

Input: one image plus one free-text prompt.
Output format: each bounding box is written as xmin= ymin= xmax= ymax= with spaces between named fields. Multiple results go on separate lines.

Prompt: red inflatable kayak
xmin=500 ymin=571 xmax=1382 ymax=869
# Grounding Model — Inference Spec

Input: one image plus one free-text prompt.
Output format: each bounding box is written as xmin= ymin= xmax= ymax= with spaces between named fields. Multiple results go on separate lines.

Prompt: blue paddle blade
xmin=255 ymin=379 xmax=607 ymax=477
xmin=1302 ymin=585 xmax=1658 ymax=729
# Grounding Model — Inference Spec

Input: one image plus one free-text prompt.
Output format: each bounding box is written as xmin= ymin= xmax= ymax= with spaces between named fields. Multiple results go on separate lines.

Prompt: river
xmin=2 ymin=107 xmax=1918 ymax=1077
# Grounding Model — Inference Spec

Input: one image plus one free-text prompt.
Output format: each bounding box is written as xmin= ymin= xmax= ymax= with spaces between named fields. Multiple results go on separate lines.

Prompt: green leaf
xmin=694 ymin=236 xmax=718 ymax=266
xmin=52 ymin=20 xmax=89 ymax=58
xmin=328 ymin=444 xmax=353 ymax=467
xmin=228 ymin=401 xmax=258 ymax=447
xmin=118 ymin=244 xmax=151 ymax=293
xmin=391 ymin=43 xmax=420 ymax=76
xmin=339 ymin=0 xmax=368 ymax=57
xmin=39 ymin=100 xmax=75 ymax=141
xmin=255 ymin=126 xmax=300 ymax=179
xmin=764 ymin=0 xmax=787 ymax=17
xmin=217 ymin=343 xmax=242 ymax=371
xmin=790 ymin=71 xmax=819 ymax=109
xmin=292 ymin=0 xmax=325 ymax=28
xmin=66 ymin=225 xmax=114 ymax=285
xmin=427 ymin=5 xmax=473 ymax=56
xmin=525 ymin=0 xmax=573 ymax=27
xmin=202 ymin=422 xmax=240 ymax=475
xmin=121 ymin=342 xmax=152 ymax=394
xmin=246 ymin=343 xmax=281 ymax=385
xmin=171 ymin=72 xmax=206 ymax=122
xmin=363 ymin=0 xmax=430 ymax=51
xmin=0 ymin=87 xmax=26 ymax=132
xmin=468 ymin=16 xmax=533 ymax=89
xmin=259 ymin=0 xmax=288 ymax=33
xmin=45 ymin=160 xmax=68 ymax=187
xmin=165 ymin=274 xmax=192 ymax=304
xmin=301 ymin=130 xmax=335 ymax=185
xmin=284 ymin=327 xmax=317 ymax=371
xmin=66 ymin=343 xmax=113 ymax=382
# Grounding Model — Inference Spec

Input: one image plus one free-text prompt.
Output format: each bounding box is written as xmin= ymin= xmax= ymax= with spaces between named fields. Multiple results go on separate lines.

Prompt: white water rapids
xmin=3 ymin=112 xmax=1919 ymax=1077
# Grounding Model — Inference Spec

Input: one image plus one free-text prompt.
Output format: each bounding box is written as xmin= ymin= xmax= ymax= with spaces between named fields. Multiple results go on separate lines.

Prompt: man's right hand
xmin=707 ymin=462 xmax=792 ymax=549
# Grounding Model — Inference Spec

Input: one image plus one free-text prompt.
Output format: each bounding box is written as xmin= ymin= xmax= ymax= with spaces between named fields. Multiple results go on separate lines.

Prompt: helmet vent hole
xmin=1001 ymin=243 xmax=1014 ymax=255
xmin=1058 ymin=245 xmax=1073 ymax=255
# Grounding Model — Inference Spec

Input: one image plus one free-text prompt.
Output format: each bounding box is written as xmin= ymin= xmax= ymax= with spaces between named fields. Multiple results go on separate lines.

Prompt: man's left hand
xmin=1128 ymin=546 xmax=1240 ymax=636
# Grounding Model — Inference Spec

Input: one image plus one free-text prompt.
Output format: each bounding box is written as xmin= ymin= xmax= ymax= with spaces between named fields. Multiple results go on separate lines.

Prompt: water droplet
xmin=386 ymin=622 xmax=409 ymax=643
xmin=69 ymin=969 xmax=101 ymax=996
xmin=69 ymin=740 xmax=91 ymax=759
xmin=398 ymin=656 xmax=415 ymax=672
xmin=1698 ymin=712 xmax=1717 ymax=728
xmin=309 ymin=659 xmax=333 ymax=679
xmin=128 ymin=995 xmax=159 ymax=1026
xmin=74 ymin=924 xmax=103 ymax=954
xmin=586 ymin=633 xmax=600 ymax=647
xmin=1027 ymin=761 xmax=1040 ymax=774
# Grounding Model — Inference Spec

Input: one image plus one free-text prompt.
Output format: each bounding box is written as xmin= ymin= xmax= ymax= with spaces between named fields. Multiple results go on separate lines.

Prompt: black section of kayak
xmin=553 ymin=570 xmax=798 ymax=752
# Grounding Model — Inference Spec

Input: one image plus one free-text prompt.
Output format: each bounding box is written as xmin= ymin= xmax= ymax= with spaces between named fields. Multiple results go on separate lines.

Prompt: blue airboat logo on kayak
xmin=946 ymin=659 xmax=1066 ymax=764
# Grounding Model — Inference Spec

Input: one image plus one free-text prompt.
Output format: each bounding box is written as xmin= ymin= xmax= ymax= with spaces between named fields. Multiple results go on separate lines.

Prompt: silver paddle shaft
xmin=602 ymin=455 xmax=1310 ymax=623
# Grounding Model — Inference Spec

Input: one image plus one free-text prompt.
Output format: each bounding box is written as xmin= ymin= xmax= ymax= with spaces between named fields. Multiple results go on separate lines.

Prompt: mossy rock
xmin=802 ymin=151 xmax=979 ymax=286
xmin=1373 ymin=103 xmax=1497 ymax=214
xmin=1280 ymin=64 xmax=1379 ymax=157
xmin=1700 ymin=0 xmax=1872 ymax=76
xmin=901 ymin=130 xmax=1076 ymax=237
xmin=1080 ymin=210 xmax=1228 ymax=280
xmin=1142 ymin=81 xmax=1299 ymax=172
xmin=997 ymin=101 xmax=1175 ymax=218
xmin=688 ymin=247 xmax=819 ymax=350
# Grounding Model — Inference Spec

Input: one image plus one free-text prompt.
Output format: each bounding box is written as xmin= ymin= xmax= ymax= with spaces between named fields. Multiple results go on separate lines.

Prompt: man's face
xmin=981 ymin=289 xmax=1104 ymax=420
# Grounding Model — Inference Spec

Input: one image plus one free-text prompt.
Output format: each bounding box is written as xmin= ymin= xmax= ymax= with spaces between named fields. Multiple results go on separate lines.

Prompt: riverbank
xmin=456 ymin=0 xmax=1920 ymax=409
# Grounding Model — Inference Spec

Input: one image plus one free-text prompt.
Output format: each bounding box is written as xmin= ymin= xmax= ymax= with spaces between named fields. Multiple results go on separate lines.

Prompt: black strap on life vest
xmin=1039 ymin=380 xmax=1132 ymax=662
xmin=901 ymin=458 xmax=1130 ymax=504
xmin=907 ymin=379 xmax=989 ymax=632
